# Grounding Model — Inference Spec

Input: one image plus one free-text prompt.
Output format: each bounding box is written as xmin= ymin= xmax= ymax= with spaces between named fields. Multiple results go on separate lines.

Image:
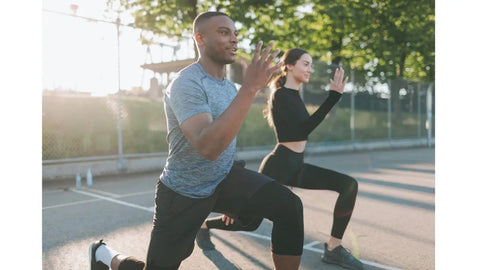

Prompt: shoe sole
xmin=322 ymin=256 xmax=362 ymax=270
xmin=89 ymin=242 xmax=95 ymax=269
xmin=89 ymin=241 xmax=108 ymax=270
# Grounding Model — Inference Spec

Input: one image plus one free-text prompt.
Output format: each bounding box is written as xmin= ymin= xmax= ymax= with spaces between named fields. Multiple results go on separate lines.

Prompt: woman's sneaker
xmin=321 ymin=243 xmax=364 ymax=270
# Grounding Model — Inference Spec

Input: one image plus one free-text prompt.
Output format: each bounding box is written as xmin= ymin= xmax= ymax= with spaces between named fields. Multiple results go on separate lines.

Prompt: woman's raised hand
xmin=329 ymin=68 xmax=348 ymax=94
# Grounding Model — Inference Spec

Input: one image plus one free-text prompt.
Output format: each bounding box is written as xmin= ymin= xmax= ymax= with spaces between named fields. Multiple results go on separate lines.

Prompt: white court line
xmin=81 ymin=188 xmax=153 ymax=198
xmin=120 ymin=190 xmax=154 ymax=197
xmin=43 ymin=189 xmax=67 ymax=194
xmin=303 ymin=240 xmax=321 ymax=249
xmin=42 ymin=198 xmax=102 ymax=210
xmin=82 ymin=187 xmax=122 ymax=198
xmin=73 ymin=188 xmax=402 ymax=270
xmin=237 ymin=231 xmax=271 ymax=241
xmin=71 ymin=189 xmax=153 ymax=212
xmin=43 ymin=189 xmax=154 ymax=210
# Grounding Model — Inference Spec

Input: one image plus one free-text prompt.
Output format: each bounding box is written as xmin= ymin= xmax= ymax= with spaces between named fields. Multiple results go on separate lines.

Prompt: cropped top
xmin=270 ymin=87 xmax=342 ymax=142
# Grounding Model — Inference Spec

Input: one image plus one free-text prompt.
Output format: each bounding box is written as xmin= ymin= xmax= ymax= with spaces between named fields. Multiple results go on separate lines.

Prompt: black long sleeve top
xmin=271 ymin=87 xmax=342 ymax=142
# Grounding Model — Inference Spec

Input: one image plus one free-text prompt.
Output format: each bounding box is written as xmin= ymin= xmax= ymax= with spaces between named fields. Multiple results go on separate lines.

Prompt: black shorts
xmin=145 ymin=162 xmax=273 ymax=268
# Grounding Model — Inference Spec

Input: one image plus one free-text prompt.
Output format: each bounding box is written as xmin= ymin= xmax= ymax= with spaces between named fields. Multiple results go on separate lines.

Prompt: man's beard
xmin=206 ymin=47 xmax=235 ymax=65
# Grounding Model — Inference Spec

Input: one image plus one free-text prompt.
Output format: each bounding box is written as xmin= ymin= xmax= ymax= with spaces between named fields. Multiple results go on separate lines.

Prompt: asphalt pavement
xmin=42 ymin=147 xmax=434 ymax=269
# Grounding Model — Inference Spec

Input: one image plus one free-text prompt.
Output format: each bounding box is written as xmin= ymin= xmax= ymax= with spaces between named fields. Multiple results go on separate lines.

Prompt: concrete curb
xmin=42 ymin=137 xmax=434 ymax=182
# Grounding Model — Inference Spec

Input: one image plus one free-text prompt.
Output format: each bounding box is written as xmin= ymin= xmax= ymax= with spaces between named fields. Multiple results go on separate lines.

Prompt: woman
xmin=197 ymin=48 xmax=363 ymax=270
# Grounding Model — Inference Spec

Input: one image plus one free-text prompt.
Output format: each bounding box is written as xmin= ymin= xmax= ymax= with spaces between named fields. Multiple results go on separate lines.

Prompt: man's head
xmin=193 ymin=11 xmax=238 ymax=65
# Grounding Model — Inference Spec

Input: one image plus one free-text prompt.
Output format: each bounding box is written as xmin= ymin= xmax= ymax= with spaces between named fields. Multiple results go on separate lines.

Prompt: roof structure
xmin=141 ymin=58 xmax=196 ymax=74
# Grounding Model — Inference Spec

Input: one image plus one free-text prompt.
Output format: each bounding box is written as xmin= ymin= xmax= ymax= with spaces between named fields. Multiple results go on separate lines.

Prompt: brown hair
xmin=264 ymin=48 xmax=309 ymax=127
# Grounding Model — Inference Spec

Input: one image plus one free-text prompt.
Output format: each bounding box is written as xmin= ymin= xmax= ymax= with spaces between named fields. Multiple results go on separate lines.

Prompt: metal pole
xmin=426 ymin=83 xmax=433 ymax=147
xmin=417 ymin=82 xmax=421 ymax=138
xmin=116 ymin=16 xmax=127 ymax=171
xmin=350 ymin=69 xmax=355 ymax=143
xmin=387 ymin=80 xmax=392 ymax=141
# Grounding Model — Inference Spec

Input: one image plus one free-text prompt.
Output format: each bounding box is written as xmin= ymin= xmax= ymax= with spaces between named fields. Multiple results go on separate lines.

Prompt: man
xmin=90 ymin=11 xmax=304 ymax=270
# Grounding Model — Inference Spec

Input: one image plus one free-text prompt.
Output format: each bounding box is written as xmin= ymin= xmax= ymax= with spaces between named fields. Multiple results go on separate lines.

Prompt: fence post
xmin=417 ymin=82 xmax=422 ymax=138
xmin=426 ymin=83 xmax=433 ymax=147
xmin=116 ymin=16 xmax=127 ymax=171
xmin=350 ymin=69 xmax=355 ymax=144
xmin=387 ymin=80 xmax=392 ymax=141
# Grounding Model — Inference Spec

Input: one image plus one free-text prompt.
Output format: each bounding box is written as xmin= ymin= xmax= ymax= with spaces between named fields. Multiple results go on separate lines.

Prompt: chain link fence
xmin=42 ymin=76 xmax=434 ymax=162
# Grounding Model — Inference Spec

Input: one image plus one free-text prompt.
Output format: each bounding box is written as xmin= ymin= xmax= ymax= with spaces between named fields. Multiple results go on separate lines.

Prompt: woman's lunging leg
xmin=295 ymin=164 xmax=358 ymax=240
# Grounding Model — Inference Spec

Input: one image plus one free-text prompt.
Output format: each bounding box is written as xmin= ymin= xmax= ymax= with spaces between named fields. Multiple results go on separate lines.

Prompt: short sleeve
xmin=166 ymin=77 xmax=211 ymax=124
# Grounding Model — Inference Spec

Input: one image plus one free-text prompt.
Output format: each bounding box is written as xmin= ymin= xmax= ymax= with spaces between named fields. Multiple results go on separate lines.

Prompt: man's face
xmin=197 ymin=15 xmax=238 ymax=65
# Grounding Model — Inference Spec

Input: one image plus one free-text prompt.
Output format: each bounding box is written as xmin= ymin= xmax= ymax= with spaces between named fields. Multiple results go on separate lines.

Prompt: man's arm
xmin=181 ymin=41 xmax=282 ymax=161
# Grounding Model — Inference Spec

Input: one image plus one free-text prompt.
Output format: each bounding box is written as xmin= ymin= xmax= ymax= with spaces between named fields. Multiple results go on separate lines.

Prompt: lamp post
xmin=116 ymin=15 xmax=127 ymax=171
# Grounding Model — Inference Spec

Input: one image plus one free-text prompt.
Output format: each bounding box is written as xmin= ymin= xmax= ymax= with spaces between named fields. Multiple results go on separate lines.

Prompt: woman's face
xmin=287 ymin=53 xmax=313 ymax=84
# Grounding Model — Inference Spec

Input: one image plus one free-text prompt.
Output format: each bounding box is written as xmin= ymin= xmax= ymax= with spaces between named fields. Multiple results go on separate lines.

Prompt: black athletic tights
xmin=206 ymin=144 xmax=358 ymax=240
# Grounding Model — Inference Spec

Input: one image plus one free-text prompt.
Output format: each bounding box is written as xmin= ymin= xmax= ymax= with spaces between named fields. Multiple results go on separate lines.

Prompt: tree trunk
xmin=392 ymin=53 xmax=407 ymax=121
xmin=391 ymin=77 xmax=407 ymax=122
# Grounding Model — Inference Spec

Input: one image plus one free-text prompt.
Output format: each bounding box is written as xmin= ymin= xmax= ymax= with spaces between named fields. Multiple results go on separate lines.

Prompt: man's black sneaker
xmin=321 ymin=243 xmax=364 ymax=270
xmin=195 ymin=228 xmax=215 ymax=250
xmin=89 ymin=239 xmax=109 ymax=270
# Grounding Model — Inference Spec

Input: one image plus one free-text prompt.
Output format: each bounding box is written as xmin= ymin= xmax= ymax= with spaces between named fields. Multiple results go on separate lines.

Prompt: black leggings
xmin=207 ymin=144 xmax=358 ymax=239
xmin=208 ymin=181 xmax=304 ymax=255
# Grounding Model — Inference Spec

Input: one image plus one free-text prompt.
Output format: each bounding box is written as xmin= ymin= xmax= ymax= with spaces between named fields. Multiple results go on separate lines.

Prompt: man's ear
xmin=194 ymin=33 xmax=204 ymax=46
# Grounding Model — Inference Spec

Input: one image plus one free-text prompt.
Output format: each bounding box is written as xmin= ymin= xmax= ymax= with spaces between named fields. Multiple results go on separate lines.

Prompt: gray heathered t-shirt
xmin=160 ymin=62 xmax=237 ymax=198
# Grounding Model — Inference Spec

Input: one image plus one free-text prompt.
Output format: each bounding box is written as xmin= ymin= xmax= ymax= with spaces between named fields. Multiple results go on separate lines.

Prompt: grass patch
xmin=43 ymin=96 xmax=432 ymax=160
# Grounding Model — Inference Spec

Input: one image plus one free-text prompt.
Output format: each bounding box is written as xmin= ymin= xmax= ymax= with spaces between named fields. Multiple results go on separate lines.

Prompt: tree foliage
xmin=114 ymin=0 xmax=434 ymax=82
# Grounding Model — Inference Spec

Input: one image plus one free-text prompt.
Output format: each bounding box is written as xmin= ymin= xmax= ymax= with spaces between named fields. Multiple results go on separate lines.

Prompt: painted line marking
xmin=82 ymin=187 xmax=121 ymax=198
xmin=303 ymin=240 xmax=321 ymax=249
xmin=67 ymin=188 xmax=402 ymax=270
xmin=237 ymin=231 xmax=270 ymax=241
xmin=42 ymin=198 xmax=102 ymax=210
xmin=71 ymin=189 xmax=152 ymax=212
xmin=43 ymin=188 xmax=154 ymax=210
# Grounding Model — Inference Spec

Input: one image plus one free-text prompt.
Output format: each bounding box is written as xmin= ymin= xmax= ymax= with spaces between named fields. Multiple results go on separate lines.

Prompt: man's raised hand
xmin=241 ymin=41 xmax=283 ymax=93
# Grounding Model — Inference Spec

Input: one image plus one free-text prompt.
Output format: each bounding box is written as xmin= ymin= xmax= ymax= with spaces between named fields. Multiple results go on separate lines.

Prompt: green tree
xmin=109 ymin=0 xmax=200 ymax=57
xmin=220 ymin=0 xmax=434 ymax=119
xmin=113 ymin=0 xmax=433 ymax=78
xmin=357 ymin=0 xmax=435 ymax=119
xmin=113 ymin=0 xmax=434 ymax=111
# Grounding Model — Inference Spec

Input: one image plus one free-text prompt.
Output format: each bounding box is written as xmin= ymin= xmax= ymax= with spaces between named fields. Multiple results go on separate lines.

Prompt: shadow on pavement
xmin=209 ymin=231 xmax=271 ymax=269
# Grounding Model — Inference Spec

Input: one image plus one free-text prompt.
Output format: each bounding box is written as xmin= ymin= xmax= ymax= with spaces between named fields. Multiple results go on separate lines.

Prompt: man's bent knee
xmin=271 ymin=189 xmax=304 ymax=256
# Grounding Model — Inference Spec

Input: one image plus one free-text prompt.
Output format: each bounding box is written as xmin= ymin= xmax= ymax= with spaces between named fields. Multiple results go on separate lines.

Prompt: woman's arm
xmin=300 ymin=68 xmax=348 ymax=135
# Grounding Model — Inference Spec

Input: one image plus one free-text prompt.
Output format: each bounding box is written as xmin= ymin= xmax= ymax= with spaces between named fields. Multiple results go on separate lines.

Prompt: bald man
xmin=89 ymin=11 xmax=304 ymax=270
